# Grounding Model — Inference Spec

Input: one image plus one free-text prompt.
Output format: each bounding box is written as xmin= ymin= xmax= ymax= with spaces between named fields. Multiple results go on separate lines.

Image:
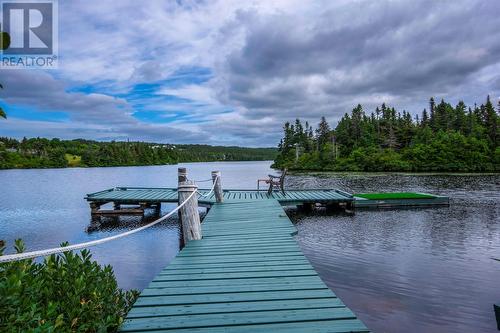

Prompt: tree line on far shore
xmin=0 ymin=138 xmax=277 ymax=169
xmin=273 ymin=96 xmax=499 ymax=172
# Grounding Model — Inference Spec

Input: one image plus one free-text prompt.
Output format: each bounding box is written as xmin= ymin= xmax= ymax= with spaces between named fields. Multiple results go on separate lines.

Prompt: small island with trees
xmin=273 ymin=96 xmax=499 ymax=172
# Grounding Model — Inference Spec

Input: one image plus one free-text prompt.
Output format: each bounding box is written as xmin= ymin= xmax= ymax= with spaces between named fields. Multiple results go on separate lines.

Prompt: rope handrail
xmin=196 ymin=182 xmax=217 ymax=198
xmin=193 ymin=178 xmax=213 ymax=183
xmin=193 ymin=175 xmax=218 ymax=198
xmin=0 ymin=176 xmax=219 ymax=264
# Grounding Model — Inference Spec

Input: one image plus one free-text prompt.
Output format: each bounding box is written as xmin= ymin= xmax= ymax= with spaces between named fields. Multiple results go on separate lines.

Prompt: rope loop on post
xmin=195 ymin=175 xmax=219 ymax=198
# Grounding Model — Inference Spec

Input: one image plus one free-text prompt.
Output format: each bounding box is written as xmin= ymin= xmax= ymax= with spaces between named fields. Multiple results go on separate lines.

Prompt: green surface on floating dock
xmin=120 ymin=199 xmax=368 ymax=333
xmin=355 ymin=192 xmax=436 ymax=200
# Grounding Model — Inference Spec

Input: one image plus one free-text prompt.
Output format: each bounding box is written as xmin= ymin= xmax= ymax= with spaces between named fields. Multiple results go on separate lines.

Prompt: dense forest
xmin=273 ymin=96 xmax=499 ymax=172
xmin=0 ymin=138 xmax=277 ymax=169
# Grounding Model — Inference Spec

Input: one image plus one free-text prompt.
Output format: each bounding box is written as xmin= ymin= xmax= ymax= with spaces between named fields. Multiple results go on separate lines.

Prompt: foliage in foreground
xmin=0 ymin=240 xmax=138 ymax=332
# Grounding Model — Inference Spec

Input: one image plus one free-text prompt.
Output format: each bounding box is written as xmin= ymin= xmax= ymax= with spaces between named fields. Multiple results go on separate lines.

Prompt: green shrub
xmin=0 ymin=240 xmax=138 ymax=332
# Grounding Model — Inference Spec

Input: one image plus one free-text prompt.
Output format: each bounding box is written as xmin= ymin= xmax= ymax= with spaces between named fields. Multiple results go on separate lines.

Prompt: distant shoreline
xmin=0 ymin=159 xmax=276 ymax=171
xmin=0 ymin=137 xmax=278 ymax=170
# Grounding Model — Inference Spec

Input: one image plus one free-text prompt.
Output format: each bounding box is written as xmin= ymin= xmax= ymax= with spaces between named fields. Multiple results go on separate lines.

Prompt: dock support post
xmin=212 ymin=170 xmax=223 ymax=203
xmin=178 ymin=167 xmax=188 ymax=248
xmin=178 ymin=167 xmax=187 ymax=183
xmin=325 ymin=202 xmax=340 ymax=213
xmin=90 ymin=202 xmax=101 ymax=214
xmin=345 ymin=201 xmax=355 ymax=215
xmin=494 ymin=304 xmax=500 ymax=330
xmin=298 ymin=203 xmax=314 ymax=213
xmin=178 ymin=180 xmax=202 ymax=244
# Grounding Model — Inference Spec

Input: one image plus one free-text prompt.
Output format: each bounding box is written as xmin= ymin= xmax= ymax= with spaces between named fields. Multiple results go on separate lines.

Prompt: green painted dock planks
xmin=120 ymin=199 xmax=369 ymax=332
xmin=86 ymin=187 xmax=448 ymax=210
xmin=86 ymin=187 xmax=353 ymax=206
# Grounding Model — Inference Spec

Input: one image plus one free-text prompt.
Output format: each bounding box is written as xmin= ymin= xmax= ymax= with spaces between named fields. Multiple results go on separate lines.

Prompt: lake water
xmin=0 ymin=161 xmax=499 ymax=332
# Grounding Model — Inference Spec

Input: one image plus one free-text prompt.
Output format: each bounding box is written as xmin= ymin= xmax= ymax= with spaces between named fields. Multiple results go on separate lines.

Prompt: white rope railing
xmin=196 ymin=178 xmax=218 ymax=198
xmin=193 ymin=178 xmax=213 ymax=183
xmin=0 ymin=184 xmax=203 ymax=264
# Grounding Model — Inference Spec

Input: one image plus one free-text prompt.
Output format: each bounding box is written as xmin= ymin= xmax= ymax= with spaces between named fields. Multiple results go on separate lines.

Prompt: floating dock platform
xmin=353 ymin=192 xmax=449 ymax=208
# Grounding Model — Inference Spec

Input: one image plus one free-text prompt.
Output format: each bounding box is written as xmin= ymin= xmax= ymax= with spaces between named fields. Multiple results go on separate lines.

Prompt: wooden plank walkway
xmin=86 ymin=187 xmax=353 ymax=206
xmin=120 ymin=199 xmax=368 ymax=332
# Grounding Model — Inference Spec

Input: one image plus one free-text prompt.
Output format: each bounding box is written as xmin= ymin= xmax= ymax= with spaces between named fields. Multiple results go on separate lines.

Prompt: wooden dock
xmin=86 ymin=187 xmax=448 ymax=215
xmin=120 ymin=199 xmax=368 ymax=332
xmin=86 ymin=187 xmax=354 ymax=205
xmin=86 ymin=175 xmax=448 ymax=331
xmin=85 ymin=187 xmax=355 ymax=214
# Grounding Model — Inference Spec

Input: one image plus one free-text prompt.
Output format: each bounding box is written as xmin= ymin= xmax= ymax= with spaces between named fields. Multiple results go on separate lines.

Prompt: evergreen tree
xmin=316 ymin=117 xmax=331 ymax=147
xmin=273 ymin=95 xmax=499 ymax=172
xmin=483 ymin=96 xmax=498 ymax=147
xmin=0 ymin=83 xmax=5 ymax=119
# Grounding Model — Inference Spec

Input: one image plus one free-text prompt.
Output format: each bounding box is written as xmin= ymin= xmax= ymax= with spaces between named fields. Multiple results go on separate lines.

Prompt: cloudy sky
xmin=1 ymin=0 xmax=499 ymax=147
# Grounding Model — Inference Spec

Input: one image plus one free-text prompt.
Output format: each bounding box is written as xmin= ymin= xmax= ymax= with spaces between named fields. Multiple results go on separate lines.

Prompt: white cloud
xmin=1 ymin=0 xmax=499 ymax=146
xmin=159 ymin=84 xmax=218 ymax=106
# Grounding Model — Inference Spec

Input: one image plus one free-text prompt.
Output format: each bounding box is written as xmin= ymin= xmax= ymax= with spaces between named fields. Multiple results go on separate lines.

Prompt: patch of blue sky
xmin=66 ymin=66 xmax=213 ymax=101
xmin=133 ymin=110 xmax=189 ymax=123
xmin=125 ymin=68 xmax=223 ymax=122
xmin=66 ymin=80 xmax=120 ymax=94
xmin=125 ymin=66 xmax=213 ymax=98
xmin=0 ymin=103 xmax=70 ymax=122
xmin=168 ymin=66 xmax=213 ymax=84
xmin=65 ymin=65 xmax=224 ymax=124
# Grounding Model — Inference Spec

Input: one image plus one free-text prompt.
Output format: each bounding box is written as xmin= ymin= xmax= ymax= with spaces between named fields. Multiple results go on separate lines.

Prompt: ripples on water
xmin=0 ymin=163 xmax=499 ymax=332
xmin=288 ymin=173 xmax=500 ymax=333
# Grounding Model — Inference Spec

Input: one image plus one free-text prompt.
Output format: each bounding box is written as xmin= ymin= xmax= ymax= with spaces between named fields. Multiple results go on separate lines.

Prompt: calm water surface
xmin=0 ymin=161 xmax=499 ymax=333
xmin=289 ymin=172 xmax=500 ymax=333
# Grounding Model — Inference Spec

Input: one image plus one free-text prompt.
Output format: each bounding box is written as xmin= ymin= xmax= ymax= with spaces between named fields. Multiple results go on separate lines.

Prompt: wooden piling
xmin=494 ymin=304 xmax=500 ymax=330
xmin=345 ymin=201 xmax=355 ymax=215
xmin=211 ymin=170 xmax=223 ymax=203
xmin=178 ymin=180 xmax=202 ymax=243
xmin=325 ymin=202 xmax=340 ymax=213
xmin=298 ymin=202 xmax=314 ymax=213
xmin=178 ymin=168 xmax=187 ymax=248
xmin=90 ymin=202 xmax=102 ymax=214
xmin=178 ymin=167 xmax=187 ymax=183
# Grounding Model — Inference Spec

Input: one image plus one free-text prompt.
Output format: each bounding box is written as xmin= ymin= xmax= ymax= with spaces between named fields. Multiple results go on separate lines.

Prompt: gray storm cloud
xmin=1 ymin=0 xmax=499 ymax=146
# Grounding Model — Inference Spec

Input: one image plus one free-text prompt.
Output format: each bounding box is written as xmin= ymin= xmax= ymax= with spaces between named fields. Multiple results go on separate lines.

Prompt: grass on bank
xmin=65 ymin=153 xmax=82 ymax=167
xmin=354 ymin=192 xmax=436 ymax=200
xmin=0 ymin=240 xmax=138 ymax=332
